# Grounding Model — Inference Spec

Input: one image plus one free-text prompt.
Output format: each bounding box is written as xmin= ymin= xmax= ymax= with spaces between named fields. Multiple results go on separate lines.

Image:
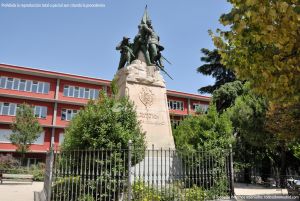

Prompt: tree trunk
xmin=244 ymin=145 xmax=251 ymax=183
xmin=279 ymin=144 xmax=287 ymax=188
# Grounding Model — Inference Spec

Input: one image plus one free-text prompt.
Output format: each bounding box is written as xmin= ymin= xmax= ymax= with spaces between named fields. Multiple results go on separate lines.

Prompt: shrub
xmin=30 ymin=163 xmax=45 ymax=181
xmin=52 ymin=176 xmax=82 ymax=200
xmin=0 ymin=154 xmax=20 ymax=169
xmin=53 ymin=91 xmax=145 ymax=200
xmin=132 ymin=181 xmax=161 ymax=201
xmin=185 ymin=186 xmax=207 ymax=201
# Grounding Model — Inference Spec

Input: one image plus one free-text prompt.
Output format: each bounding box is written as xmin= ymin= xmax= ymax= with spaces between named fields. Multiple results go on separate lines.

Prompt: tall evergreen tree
xmin=197 ymin=48 xmax=236 ymax=94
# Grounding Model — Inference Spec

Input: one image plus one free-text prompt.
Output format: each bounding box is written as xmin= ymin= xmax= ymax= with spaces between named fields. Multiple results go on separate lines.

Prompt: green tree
xmin=197 ymin=48 xmax=236 ymax=94
xmin=55 ymin=92 xmax=146 ymax=201
xmin=174 ymin=105 xmax=234 ymax=152
xmin=212 ymin=0 xmax=300 ymax=105
xmin=10 ymin=103 xmax=43 ymax=164
xmin=62 ymin=93 xmax=145 ymax=151
xmin=173 ymin=105 xmax=234 ymax=193
xmin=212 ymin=80 xmax=244 ymax=112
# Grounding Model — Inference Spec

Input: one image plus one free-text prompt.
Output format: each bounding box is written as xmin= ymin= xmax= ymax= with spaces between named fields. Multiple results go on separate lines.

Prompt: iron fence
xmin=40 ymin=144 xmax=234 ymax=201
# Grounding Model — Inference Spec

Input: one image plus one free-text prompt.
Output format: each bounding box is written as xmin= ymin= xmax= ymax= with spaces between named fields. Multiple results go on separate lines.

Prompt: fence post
xmin=127 ymin=140 xmax=132 ymax=201
xmin=47 ymin=149 xmax=54 ymax=201
xmin=229 ymin=145 xmax=235 ymax=198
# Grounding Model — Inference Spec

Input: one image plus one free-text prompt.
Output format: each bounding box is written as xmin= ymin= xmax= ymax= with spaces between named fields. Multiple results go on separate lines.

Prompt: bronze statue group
xmin=116 ymin=8 xmax=168 ymax=72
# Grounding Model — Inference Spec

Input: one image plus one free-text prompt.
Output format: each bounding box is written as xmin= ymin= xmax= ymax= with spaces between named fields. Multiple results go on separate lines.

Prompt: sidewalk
xmin=0 ymin=182 xmax=43 ymax=201
xmin=234 ymin=183 xmax=296 ymax=201
xmin=234 ymin=183 xmax=288 ymax=195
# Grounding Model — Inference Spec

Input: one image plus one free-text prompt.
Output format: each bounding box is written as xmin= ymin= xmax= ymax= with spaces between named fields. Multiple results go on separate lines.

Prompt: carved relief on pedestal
xmin=139 ymin=87 xmax=154 ymax=109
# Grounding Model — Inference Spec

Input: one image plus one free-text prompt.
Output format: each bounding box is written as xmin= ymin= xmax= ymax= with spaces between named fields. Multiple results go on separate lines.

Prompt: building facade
xmin=0 ymin=64 xmax=210 ymax=165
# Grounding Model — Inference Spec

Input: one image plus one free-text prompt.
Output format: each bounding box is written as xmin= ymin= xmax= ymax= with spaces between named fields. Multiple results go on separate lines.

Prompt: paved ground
xmin=234 ymin=183 xmax=298 ymax=201
xmin=0 ymin=182 xmax=298 ymax=201
xmin=0 ymin=181 xmax=43 ymax=201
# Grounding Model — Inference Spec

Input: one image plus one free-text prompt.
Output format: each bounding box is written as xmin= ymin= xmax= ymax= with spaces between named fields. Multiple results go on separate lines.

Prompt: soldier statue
xmin=116 ymin=36 xmax=134 ymax=70
xmin=116 ymin=7 xmax=173 ymax=79
xmin=140 ymin=19 xmax=164 ymax=68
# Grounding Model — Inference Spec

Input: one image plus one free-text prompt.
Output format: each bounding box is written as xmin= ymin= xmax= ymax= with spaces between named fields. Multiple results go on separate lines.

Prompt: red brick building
xmin=0 ymin=63 xmax=210 ymax=165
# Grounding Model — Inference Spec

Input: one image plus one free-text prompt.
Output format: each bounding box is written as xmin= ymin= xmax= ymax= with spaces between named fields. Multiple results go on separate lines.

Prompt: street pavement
xmin=0 ymin=181 xmax=43 ymax=201
xmin=234 ymin=183 xmax=298 ymax=201
xmin=0 ymin=181 xmax=298 ymax=201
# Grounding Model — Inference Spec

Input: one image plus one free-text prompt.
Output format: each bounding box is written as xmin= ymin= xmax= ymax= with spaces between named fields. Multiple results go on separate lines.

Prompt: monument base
xmin=114 ymin=59 xmax=175 ymax=149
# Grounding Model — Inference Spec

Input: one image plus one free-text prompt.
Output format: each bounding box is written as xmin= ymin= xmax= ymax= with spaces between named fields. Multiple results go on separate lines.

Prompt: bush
xmin=0 ymin=155 xmax=45 ymax=181
xmin=30 ymin=163 xmax=45 ymax=181
xmin=185 ymin=186 xmax=207 ymax=201
xmin=0 ymin=154 xmax=20 ymax=169
xmin=53 ymin=91 xmax=145 ymax=201
xmin=131 ymin=181 xmax=222 ymax=201
xmin=52 ymin=176 xmax=82 ymax=200
xmin=132 ymin=181 xmax=161 ymax=201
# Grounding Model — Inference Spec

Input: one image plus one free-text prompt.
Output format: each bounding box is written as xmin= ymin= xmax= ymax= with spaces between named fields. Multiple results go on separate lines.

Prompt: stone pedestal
xmin=114 ymin=59 xmax=175 ymax=149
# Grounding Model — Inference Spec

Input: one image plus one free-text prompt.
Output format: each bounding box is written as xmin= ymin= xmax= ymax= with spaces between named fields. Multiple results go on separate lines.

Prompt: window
xmin=171 ymin=119 xmax=181 ymax=128
xmin=34 ymin=106 xmax=47 ymax=119
xmin=13 ymin=78 xmax=20 ymax=90
xmin=0 ymin=129 xmax=44 ymax=144
xmin=69 ymin=86 xmax=74 ymax=97
xmin=38 ymin=82 xmax=44 ymax=93
xmin=193 ymin=104 xmax=209 ymax=113
xmin=0 ymin=103 xmax=46 ymax=118
xmin=19 ymin=80 xmax=26 ymax=91
xmin=0 ymin=129 xmax=12 ymax=143
xmin=168 ymin=100 xmax=184 ymax=111
xmin=6 ymin=78 xmax=13 ymax=89
xmin=9 ymin=103 xmax=16 ymax=116
xmin=0 ymin=77 xmax=6 ymax=88
xmin=32 ymin=81 xmax=38 ymax=92
xmin=63 ymin=86 xmax=69 ymax=96
xmin=74 ymin=87 xmax=79 ymax=98
xmin=43 ymin=82 xmax=50 ymax=93
xmin=89 ymin=89 xmax=95 ymax=99
xmin=0 ymin=77 xmax=49 ymax=94
xmin=63 ymin=85 xmax=101 ymax=100
xmin=94 ymin=89 xmax=99 ymax=99
xmin=61 ymin=109 xmax=66 ymax=120
xmin=59 ymin=133 xmax=64 ymax=145
xmin=34 ymin=132 xmax=45 ymax=144
xmin=79 ymin=87 xmax=84 ymax=98
xmin=84 ymin=88 xmax=90 ymax=99
xmin=61 ymin=109 xmax=78 ymax=121
xmin=2 ymin=103 xmax=10 ymax=115
xmin=26 ymin=80 xmax=32 ymax=91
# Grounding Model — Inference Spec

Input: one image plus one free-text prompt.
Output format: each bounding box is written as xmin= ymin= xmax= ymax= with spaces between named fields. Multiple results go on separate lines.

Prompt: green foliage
xmin=30 ymin=163 xmax=45 ymax=181
xmin=212 ymin=80 xmax=245 ymax=112
xmin=52 ymin=176 xmax=82 ymax=200
xmin=0 ymin=157 xmax=45 ymax=181
xmin=197 ymin=48 xmax=236 ymax=94
xmin=0 ymin=154 xmax=20 ymax=169
xmin=290 ymin=143 xmax=300 ymax=160
xmin=266 ymin=103 xmax=300 ymax=141
xmin=173 ymin=106 xmax=233 ymax=194
xmin=184 ymin=186 xmax=207 ymax=201
xmin=174 ymin=105 xmax=234 ymax=151
xmin=56 ymin=91 xmax=145 ymax=201
xmin=132 ymin=180 xmax=226 ymax=201
xmin=212 ymin=0 xmax=300 ymax=105
xmin=62 ymin=93 xmax=145 ymax=152
xmin=78 ymin=195 xmax=95 ymax=201
xmin=132 ymin=181 xmax=161 ymax=201
xmin=10 ymin=103 xmax=43 ymax=156
xmin=225 ymin=86 xmax=271 ymax=147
